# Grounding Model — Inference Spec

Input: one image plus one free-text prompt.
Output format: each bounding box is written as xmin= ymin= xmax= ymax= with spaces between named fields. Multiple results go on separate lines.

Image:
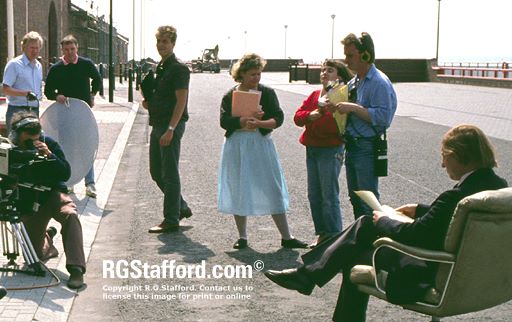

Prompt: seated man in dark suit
xmin=265 ymin=124 xmax=508 ymax=322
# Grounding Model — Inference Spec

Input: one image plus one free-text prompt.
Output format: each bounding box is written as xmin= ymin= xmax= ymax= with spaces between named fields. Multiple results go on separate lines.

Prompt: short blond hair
xmin=230 ymin=53 xmax=266 ymax=83
xmin=21 ymin=31 xmax=43 ymax=48
xmin=156 ymin=25 xmax=177 ymax=43
xmin=442 ymin=124 xmax=497 ymax=168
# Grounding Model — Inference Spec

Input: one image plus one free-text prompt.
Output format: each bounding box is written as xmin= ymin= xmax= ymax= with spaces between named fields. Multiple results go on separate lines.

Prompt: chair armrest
xmin=373 ymin=237 xmax=455 ymax=263
xmin=371 ymin=238 xmax=456 ymax=295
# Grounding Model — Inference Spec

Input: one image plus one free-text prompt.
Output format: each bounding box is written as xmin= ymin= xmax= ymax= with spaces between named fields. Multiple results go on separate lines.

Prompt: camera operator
xmin=9 ymin=112 xmax=86 ymax=289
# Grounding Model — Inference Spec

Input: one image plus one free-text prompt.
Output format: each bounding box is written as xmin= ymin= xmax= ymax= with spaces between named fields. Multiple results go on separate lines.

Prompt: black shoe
xmin=67 ymin=266 xmax=84 ymax=289
xmin=233 ymin=238 xmax=248 ymax=249
xmin=47 ymin=226 xmax=58 ymax=239
xmin=148 ymin=221 xmax=180 ymax=233
xmin=0 ymin=286 xmax=6 ymax=299
xmin=179 ymin=208 xmax=193 ymax=221
xmin=264 ymin=268 xmax=315 ymax=295
xmin=281 ymin=238 xmax=309 ymax=249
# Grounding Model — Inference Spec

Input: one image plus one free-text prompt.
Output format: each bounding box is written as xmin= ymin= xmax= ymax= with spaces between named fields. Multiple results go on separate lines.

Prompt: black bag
xmin=140 ymin=70 xmax=154 ymax=101
xmin=374 ymin=133 xmax=388 ymax=177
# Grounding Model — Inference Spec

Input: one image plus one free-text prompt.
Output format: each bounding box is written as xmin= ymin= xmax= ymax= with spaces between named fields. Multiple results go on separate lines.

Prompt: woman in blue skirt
xmin=218 ymin=53 xmax=307 ymax=250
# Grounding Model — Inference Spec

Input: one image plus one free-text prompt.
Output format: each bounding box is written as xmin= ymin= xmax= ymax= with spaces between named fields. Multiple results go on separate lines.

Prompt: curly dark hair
xmin=323 ymin=59 xmax=353 ymax=84
xmin=230 ymin=53 xmax=266 ymax=83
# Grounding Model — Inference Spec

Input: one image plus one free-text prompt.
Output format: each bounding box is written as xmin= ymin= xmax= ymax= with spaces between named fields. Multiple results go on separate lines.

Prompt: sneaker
xmin=86 ymin=184 xmax=97 ymax=198
xmin=67 ymin=265 xmax=84 ymax=289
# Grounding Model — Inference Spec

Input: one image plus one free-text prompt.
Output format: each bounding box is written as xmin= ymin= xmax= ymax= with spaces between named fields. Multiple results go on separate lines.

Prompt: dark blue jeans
xmin=149 ymin=121 xmax=189 ymax=225
xmin=306 ymin=145 xmax=344 ymax=235
xmin=345 ymin=137 xmax=379 ymax=218
xmin=84 ymin=166 xmax=95 ymax=186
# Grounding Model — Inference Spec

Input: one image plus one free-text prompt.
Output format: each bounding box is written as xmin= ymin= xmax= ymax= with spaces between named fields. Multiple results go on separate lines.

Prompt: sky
xmin=74 ymin=0 xmax=512 ymax=64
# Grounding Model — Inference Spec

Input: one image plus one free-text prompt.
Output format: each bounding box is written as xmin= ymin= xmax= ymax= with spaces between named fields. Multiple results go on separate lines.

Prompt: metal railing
xmin=439 ymin=62 xmax=509 ymax=68
xmin=434 ymin=62 xmax=512 ymax=80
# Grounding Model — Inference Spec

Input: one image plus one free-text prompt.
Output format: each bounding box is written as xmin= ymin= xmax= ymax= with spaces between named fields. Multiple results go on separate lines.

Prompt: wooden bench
xmin=288 ymin=64 xmax=322 ymax=84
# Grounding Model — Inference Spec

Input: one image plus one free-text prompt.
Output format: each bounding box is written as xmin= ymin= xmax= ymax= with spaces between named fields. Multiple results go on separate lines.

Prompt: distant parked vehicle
xmin=191 ymin=45 xmax=220 ymax=73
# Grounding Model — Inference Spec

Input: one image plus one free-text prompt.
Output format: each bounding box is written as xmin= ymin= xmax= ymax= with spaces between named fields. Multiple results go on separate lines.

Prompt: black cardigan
xmin=220 ymin=84 xmax=284 ymax=137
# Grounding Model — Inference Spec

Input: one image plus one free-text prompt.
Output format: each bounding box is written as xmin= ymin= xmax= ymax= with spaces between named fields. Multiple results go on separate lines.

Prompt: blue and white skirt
xmin=218 ymin=131 xmax=289 ymax=216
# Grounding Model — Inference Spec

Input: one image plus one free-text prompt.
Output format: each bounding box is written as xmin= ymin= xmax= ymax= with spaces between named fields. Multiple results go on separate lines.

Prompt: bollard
xmin=128 ymin=68 xmax=133 ymax=102
xmin=119 ymin=64 xmax=123 ymax=84
xmin=136 ymin=66 xmax=141 ymax=90
xmin=99 ymin=63 xmax=104 ymax=96
xmin=109 ymin=64 xmax=115 ymax=102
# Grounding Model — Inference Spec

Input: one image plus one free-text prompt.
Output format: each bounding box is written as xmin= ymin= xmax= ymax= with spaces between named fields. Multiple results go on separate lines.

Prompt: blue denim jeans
xmin=149 ymin=121 xmax=189 ymax=225
xmin=345 ymin=137 xmax=379 ymax=218
xmin=84 ymin=166 xmax=95 ymax=186
xmin=306 ymin=145 xmax=344 ymax=235
xmin=6 ymin=105 xmax=40 ymax=133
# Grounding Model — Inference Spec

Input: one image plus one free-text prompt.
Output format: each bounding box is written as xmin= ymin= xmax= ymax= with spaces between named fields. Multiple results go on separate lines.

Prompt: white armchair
xmin=350 ymin=188 xmax=512 ymax=321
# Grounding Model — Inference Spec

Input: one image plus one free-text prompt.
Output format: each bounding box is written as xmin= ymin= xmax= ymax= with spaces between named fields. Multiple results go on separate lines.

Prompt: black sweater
xmin=17 ymin=135 xmax=71 ymax=211
xmin=44 ymin=57 xmax=102 ymax=106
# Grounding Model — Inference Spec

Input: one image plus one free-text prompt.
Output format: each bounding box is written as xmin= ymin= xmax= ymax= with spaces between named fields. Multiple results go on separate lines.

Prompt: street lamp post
xmin=436 ymin=0 xmax=441 ymax=62
xmin=132 ymin=0 xmax=136 ymax=69
xmin=109 ymin=0 xmax=114 ymax=102
xmin=284 ymin=25 xmax=288 ymax=59
xmin=331 ymin=14 xmax=336 ymax=59
xmin=244 ymin=30 xmax=247 ymax=53
xmin=6 ymin=0 xmax=14 ymax=60
xmin=140 ymin=0 xmax=144 ymax=60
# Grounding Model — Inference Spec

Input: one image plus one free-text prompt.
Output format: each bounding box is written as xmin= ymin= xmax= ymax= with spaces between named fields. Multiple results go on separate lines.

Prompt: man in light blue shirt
xmin=332 ymin=32 xmax=397 ymax=218
xmin=2 ymin=31 xmax=43 ymax=132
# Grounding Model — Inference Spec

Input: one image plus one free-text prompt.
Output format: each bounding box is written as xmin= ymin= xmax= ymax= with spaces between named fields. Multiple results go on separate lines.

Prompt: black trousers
xmin=300 ymin=216 xmax=377 ymax=322
xmin=300 ymin=216 xmax=433 ymax=321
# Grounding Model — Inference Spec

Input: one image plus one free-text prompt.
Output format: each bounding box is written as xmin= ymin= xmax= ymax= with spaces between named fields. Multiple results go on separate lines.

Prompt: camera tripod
xmin=0 ymin=183 xmax=60 ymax=290
xmin=0 ymin=220 xmax=61 ymax=290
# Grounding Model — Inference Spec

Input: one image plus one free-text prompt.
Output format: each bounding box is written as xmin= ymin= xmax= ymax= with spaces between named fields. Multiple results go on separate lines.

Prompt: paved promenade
xmin=0 ymin=81 xmax=138 ymax=321
xmin=0 ymin=73 xmax=511 ymax=321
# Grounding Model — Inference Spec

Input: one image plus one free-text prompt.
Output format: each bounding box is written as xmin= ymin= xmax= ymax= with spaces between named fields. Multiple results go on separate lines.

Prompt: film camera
xmin=0 ymin=136 xmax=57 ymax=280
xmin=0 ymin=136 xmax=53 ymax=220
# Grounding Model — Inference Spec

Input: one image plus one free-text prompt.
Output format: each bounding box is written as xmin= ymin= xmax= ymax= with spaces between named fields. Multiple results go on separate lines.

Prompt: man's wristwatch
xmin=168 ymin=125 xmax=175 ymax=131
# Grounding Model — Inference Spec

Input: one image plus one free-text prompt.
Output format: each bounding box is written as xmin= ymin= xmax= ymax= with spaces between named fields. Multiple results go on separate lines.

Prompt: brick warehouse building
xmin=0 ymin=0 xmax=128 ymax=80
